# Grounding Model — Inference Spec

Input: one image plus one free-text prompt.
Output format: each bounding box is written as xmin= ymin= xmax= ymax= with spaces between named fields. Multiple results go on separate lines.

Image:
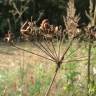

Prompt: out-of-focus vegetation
xmin=0 ymin=0 xmax=91 ymax=38
xmin=0 ymin=42 xmax=96 ymax=96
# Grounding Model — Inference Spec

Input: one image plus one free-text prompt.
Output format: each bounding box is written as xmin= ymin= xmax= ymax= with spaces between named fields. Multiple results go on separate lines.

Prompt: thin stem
xmin=12 ymin=44 xmax=55 ymax=62
xmin=43 ymin=39 xmax=57 ymax=60
xmin=63 ymin=57 xmax=95 ymax=64
xmin=64 ymin=56 xmax=88 ymax=63
xmin=60 ymin=38 xmax=73 ymax=62
xmin=65 ymin=46 xmax=81 ymax=59
xmin=33 ymin=42 xmax=55 ymax=60
xmin=87 ymin=36 xmax=92 ymax=96
xmin=45 ymin=65 xmax=59 ymax=96
xmin=51 ymin=40 xmax=58 ymax=60
xmin=58 ymin=32 xmax=65 ymax=61
xmin=38 ymin=41 xmax=56 ymax=60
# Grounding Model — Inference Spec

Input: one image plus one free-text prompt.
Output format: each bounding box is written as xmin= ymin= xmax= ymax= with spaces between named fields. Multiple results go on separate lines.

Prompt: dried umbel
xmin=64 ymin=0 xmax=80 ymax=38
xmin=85 ymin=0 xmax=96 ymax=40
xmin=20 ymin=20 xmax=39 ymax=40
xmin=40 ymin=19 xmax=58 ymax=34
xmin=40 ymin=19 xmax=50 ymax=32
xmin=20 ymin=21 xmax=32 ymax=40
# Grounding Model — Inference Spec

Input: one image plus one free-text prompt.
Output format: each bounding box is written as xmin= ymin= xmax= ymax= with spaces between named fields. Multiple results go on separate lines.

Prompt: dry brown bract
xmin=40 ymin=19 xmax=59 ymax=34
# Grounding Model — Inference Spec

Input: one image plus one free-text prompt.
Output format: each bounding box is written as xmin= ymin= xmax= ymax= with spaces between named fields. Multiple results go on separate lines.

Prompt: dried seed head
xmin=64 ymin=0 xmax=80 ymax=38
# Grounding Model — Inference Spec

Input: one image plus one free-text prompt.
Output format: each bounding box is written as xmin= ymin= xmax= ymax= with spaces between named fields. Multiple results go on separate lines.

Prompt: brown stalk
xmin=45 ymin=66 xmax=59 ymax=96
xmin=87 ymin=35 xmax=92 ymax=96
xmin=12 ymin=44 xmax=55 ymax=62
xmin=33 ymin=42 xmax=56 ymax=60
xmin=44 ymin=39 xmax=73 ymax=96
xmin=43 ymin=40 xmax=57 ymax=59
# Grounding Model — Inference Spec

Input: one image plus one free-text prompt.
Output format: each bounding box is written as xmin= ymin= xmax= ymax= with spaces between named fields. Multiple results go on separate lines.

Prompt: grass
xmin=0 ymin=41 xmax=96 ymax=96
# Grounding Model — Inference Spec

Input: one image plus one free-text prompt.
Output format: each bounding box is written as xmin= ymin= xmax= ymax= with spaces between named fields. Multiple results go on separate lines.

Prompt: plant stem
xmin=87 ymin=36 xmax=92 ymax=96
xmin=45 ymin=66 xmax=59 ymax=96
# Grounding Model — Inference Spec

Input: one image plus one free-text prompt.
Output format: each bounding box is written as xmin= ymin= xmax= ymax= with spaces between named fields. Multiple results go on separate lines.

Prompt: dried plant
xmin=85 ymin=1 xmax=96 ymax=96
xmin=10 ymin=1 xmax=94 ymax=96
xmin=86 ymin=0 xmax=96 ymax=27
xmin=63 ymin=0 xmax=80 ymax=38
xmin=10 ymin=1 xmax=79 ymax=96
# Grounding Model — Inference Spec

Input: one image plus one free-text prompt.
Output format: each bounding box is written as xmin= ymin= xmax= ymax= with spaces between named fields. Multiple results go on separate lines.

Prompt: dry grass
xmin=0 ymin=41 xmax=95 ymax=96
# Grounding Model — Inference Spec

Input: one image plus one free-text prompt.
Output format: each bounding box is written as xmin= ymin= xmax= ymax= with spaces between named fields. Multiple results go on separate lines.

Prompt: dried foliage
xmin=64 ymin=0 xmax=80 ymax=38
